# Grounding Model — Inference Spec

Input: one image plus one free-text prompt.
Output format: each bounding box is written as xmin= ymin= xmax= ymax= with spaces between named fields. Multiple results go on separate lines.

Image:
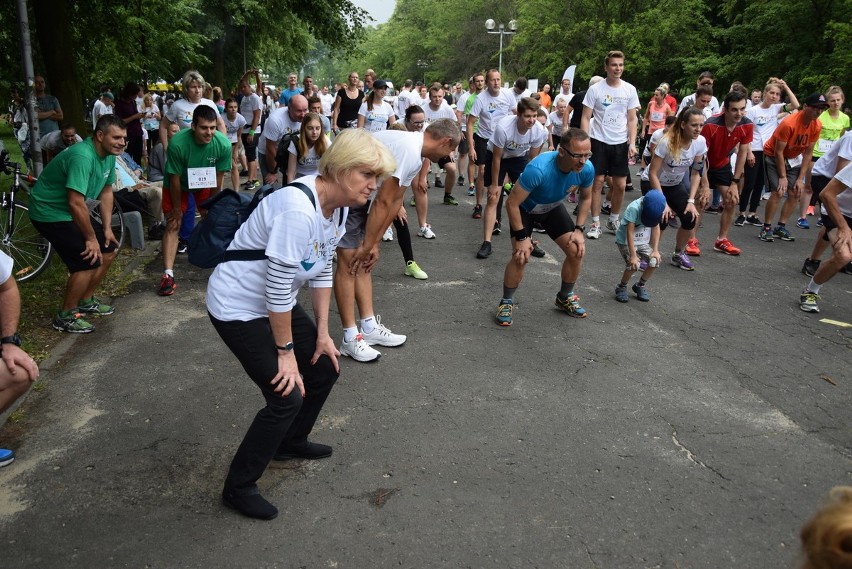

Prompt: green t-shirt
xmin=464 ymin=92 xmax=479 ymax=134
xmin=164 ymin=128 xmax=232 ymax=192
xmin=814 ymin=110 xmax=851 ymax=158
xmin=28 ymin=138 xmax=116 ymax=223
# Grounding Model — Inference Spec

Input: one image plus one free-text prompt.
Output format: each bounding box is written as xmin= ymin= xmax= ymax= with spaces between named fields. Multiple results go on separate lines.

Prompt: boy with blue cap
xmin=614 ymin=189 xmax=667 ymax=302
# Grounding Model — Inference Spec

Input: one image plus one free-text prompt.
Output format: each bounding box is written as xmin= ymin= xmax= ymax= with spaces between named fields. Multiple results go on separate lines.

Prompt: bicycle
xmin=1 ymin=149 xmax=126 ymax=282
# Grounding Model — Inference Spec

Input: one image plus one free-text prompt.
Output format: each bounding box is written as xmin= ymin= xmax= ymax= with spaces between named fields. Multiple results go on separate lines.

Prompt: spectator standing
xmin=34 ymin=75 xmax=63 ymax=140
xmin=115 ymin=82 xmax=146 ymax=165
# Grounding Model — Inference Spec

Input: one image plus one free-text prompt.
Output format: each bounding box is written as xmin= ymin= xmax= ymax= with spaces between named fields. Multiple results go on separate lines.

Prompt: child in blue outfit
xmin=614 ymin=189 xmax=667 ymax=302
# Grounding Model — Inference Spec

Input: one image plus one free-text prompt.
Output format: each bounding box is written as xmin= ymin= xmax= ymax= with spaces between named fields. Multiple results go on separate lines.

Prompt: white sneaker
xmin=340 ymin=334 xmax=381 ymax=362
xmin=605 ymin=219 xmax=620 ymax=234
xmin=361 ymin=316 xmax=407 ymax=347
xmin=382 ymin=226 xmax=394 ymax=241
xmin=586 ymin=222 xmax=602 ymax=239
xmin=417 ymin=225 xmax=436 ymax=239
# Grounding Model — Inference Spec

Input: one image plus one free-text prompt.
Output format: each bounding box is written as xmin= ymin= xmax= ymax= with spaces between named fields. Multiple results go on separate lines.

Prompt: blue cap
xmin=640 ymin=190 xmax=666 ymax=227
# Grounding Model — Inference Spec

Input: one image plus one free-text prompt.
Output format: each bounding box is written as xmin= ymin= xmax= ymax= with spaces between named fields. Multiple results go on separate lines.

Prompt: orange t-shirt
xmin=764 ymin=111 xmax=822 ymax=158
xmin=538 ymin=92 xmax=552 ymax=110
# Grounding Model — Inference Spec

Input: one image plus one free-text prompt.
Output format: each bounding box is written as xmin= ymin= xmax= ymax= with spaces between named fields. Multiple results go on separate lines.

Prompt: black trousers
xmin=209 ymin=303 xmax=339 ymax=493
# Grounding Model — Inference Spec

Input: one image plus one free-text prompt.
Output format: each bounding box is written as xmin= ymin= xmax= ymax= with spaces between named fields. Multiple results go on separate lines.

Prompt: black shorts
xmin=520 ymin=203 xmax=575 ymax=240
xmin=473 ymin=134 xmax=489 ymax=166
xmin=551 ymin=134 xmax=561 ymax=149
xmin=457 ymin=136 xmax=469 ymax=155
xmin=822 ymin=213 xmax=852 ymax=241
xmin=484 ymin=154 xmax=527 ymax=187
xmin=811 ymin=174 xmax=831 ymax=201
xmin=32 ymin=218 xmax=117 ymax=273
xmin=589 ymin=138 xmax=629 ymax=178
xmin=707 ymin=166 xmax=733 ymax=188
xmin=241 ymin=133 xmax=258 ymax=162
xmin=660 ymin=182 xmax=697 ymax=231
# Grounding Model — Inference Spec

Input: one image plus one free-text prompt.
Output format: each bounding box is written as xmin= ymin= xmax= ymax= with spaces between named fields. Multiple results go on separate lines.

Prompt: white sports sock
xmin=806 ymin=279 xmax=822 ymax=294
xmin=343 ymin=326 xmax=359 ymax=343
xmin=164 ymin=269 xmax=174 ymax=278
xmin=360 ymin=316 xmax=376 ymax=334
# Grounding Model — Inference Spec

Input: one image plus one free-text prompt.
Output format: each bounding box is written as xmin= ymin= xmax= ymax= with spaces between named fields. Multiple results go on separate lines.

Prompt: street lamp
xmin=484 ymin=18 xmax=517 ymax=78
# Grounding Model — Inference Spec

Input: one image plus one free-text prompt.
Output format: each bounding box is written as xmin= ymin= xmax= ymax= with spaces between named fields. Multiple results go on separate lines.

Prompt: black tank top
xmin=336 ymin=88 xmax=365 ymax=128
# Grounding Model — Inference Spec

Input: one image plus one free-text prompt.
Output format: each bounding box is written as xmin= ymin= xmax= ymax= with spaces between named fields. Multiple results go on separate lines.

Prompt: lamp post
xmin=485 ymin=19 xmax=517 ymax=78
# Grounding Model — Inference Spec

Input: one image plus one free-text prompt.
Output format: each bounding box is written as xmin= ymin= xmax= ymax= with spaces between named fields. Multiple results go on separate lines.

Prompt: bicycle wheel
xmin=0 ymin=201 xmax=53 ymax=282
xmin=87 ymin=198 xmax=126 ymax=250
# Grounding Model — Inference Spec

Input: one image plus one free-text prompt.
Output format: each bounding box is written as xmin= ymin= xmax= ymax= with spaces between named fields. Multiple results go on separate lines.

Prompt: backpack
xmin=188 ymin=182 xmax=314 ymax=268
xmin=274 ymin=130 xmax=300 ymax=173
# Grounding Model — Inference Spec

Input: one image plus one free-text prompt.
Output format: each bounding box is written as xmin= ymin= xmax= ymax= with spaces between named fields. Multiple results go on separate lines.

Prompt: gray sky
xmin=350 ymin=0 xmax=395 ymax=25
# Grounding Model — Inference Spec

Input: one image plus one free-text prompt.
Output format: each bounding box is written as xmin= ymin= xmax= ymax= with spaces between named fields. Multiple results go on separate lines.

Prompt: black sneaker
xmin=177 ymin=239 xmax=188 ymax=254
xmin=734 ymin=214 xmax=746 ymax=226
xmin=531 ymin=241 xmax=546 ymax=258
xmin=802 ymin=258 xmax=821 ymax=277
xmin=745 ymin=215 xmax=762 ymax=226
xmin=457 ymin=176 xmax=465 ymax=186
xmin=434 ymin=177 xmax=444 ymax=188
xmin=841 ymin=262 xmax=852 ymax=275
xmin=601 ymin=204 xmax=612 ymax=215
xmin=476 ymin=241 xmax=492 ymax=259
xmin=493 ymin=221 xmax=501 ymax=235
xmin=532 ymin=221 xmax=546 ymax=233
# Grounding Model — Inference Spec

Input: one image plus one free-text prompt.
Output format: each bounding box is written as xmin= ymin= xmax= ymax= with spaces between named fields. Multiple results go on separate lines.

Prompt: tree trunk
xmin=213 ymin=37 xmax=225 ymax=89
xmin=32 ymin=0 xmax=86 ymax=133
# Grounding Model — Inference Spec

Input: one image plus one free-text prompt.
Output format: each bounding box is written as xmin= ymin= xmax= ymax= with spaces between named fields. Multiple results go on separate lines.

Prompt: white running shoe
xmin=382 ymin=226 xmax=394 ymax=241
xmin=605 ymin=219 xmax=620 ymax=234
xmin=340 ymin=334 xmax=381 ymax=362
xmin=586 ymin=222 xmax=602 ymax=239
xmin=417 ymin=225 xmax=436 ymax=239
xmin=361 ymin=316 xmax=407 ymax=347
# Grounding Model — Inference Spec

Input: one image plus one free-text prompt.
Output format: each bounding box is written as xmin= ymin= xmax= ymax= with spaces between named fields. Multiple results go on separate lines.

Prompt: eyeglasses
xmin=562 ymin=149 xmax=593 ymax=159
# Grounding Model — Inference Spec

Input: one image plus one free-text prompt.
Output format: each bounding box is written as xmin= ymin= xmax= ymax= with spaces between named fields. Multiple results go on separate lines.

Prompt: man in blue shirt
xmin=277 ymin=73 xmax=303 ymax=107
xmin=496 ymin=127 xmax=595 ymax=326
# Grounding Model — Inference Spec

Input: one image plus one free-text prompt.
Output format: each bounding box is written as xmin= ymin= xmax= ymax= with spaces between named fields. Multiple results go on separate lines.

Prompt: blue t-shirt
xmin=615 ymin=199 xmax=644 ymax=245
xmin=517 ymin=152 xmax=595 ymax=213
xmin=278 ymin=88 xmax=303 ymax=107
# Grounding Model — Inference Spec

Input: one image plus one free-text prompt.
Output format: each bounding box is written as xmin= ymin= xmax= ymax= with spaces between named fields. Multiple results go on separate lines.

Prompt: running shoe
xmin=841 ymin=262 xmax=852 ymax=275
xmin=53 ymin=311 xmax=95 ymax=334
xmin=806 ymin=205 xmax=815 ymax=216
xmin=705 ymin=205 xmax=721 ymax=214
xmin=0 ymin=448 xmax=14 ymax=468
xmin=685 ymin=238 xmax=701 ymax=256
xmin=443 ymin=194 xmax=458 ymax=205
xmin=586 ymin=223 xmax=602 ymax=239
xmin=555 ymin=293 xmax=587 ymax=318
xmin=157 ymin=274 xmax=177 ymax=296
xmin=796 ymin=217 xmax=810 ymax=229
xmin=404 ymin=261 xmax=428 ymax=280
xmin=493 ymin=221 xmax=501 ymax=235
xmin=409 ymin=196 xmax=416 ymax=207
xmin=816 ymin=217 xmax=824 ymax=228
xmin=625 ymin=183 xmax=635 ymax=192
xmin=799 ymin=291 xmax=820 ymax=313
xmin=668 ymin=216 xmax=680 ymax=229
xmin=601 ymin=204 xmax=612 ymax=215
xmin=417 ymin=225 xmax=436 ymax=239
xmin=476 ymin=241 xmax=492 ymax=259
xmin=713 ymin=238 xmax=741 ymax=256
xmin=177 ymin=239 xmax=188 ymax=254
xmin=382 ymin=226 xmax=394 ymax=242
xmin=734 ymin=214 xmax=746 ymax=227
xmin=801 ymin=258 xmax=821 ymax=277
xmin=457 ymin=176 xmax=465 ymax=187
xmin=773 ymin=225 xmax=795 ymax=241
xmin=495 ymin=298 xmax=514 ymax=326
xmin=615 ymin=286 xmax=628 ymax=303
xmin=632 ymin=283 xmax=650 ymax=301
xmin=761 ymin=191 xmax=770 ymax=200
xmin=531 ymin=241 xmax=546 ymax=258
xmin=434 ymin=177 xmax=444 ymax=188
xmin=361 ymin=316 xmax=406 ymax=347
xmin=77 ymin=296 xmax=115 ymax=316
xmin=502 ymin=183 xmax=513 ymax=196
xmin=745 ymin=215 xmax=762 ymax=226
xmin=671 ymin=251 xmax=695 ymax=271
xmin=568 ymin=192 xmax=577 ymax=204
xmin=472 ymin=204 xmax=482 ymax=219
xmin=340 ymin=334 xmax=381 ymax=362
xmin=605 ymin=219 xmax=620 ymax=234
xmin=467 ymin=185 xmax=475 ymax=196
xmin=759 ymin=228 xmax=774 ymax=242
xmin=532 ymin=222 xmax=547 ymax=233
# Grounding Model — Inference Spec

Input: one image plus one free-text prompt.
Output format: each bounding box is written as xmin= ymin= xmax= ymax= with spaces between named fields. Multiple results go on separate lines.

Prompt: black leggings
xmin=740 ymin=150 xmax=764 ymax=213
xmin=393 ymin=217 xmax=414 ymax=263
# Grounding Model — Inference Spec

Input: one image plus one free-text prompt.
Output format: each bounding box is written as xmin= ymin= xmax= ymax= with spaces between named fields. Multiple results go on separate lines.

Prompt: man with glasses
xmin=494 ymin=128 xmax=595 ymax=326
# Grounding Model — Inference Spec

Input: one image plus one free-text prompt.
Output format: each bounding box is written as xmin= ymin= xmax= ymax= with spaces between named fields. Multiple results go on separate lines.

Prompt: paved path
xmin=1 ymin=188 xmax=850 ymax=568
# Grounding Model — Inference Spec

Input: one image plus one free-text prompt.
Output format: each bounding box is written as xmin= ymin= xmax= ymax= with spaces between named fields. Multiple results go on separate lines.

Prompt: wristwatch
xmin=276 ymin=342 xmax=294 ymax=352
xmin=575 ymin=225 xmax=586 ymax=233
xmin=0 ymin=333 xmax=22 ymax=347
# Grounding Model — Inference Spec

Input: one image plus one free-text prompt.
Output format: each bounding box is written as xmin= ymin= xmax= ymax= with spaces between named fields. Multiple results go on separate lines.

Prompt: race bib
xmin=603 ymin=106 xmax=627 ymax=128
xmin=526 ymin=201 xmax=562 ymax=215
xmin=817 ymin=139 xmax=834 ymax=154
xmin=187 ymin=167 xmax=216 ymax=190
xmin=786 ymin=154 xmax=803 ymax=169
xmin=659 ymin=171 xmax=683 ymax=186
xmin=650 ymin=111 xmax=664 ymax=122
xmin=633 ymin=226 xmax=651 ymax=245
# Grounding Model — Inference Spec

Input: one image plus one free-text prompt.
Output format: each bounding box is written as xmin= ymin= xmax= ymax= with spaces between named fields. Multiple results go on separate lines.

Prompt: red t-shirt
xmin=700 ymin=113 xmax=754 ymax=169
xmin=763 ymin=111 xmax=822 ymax=158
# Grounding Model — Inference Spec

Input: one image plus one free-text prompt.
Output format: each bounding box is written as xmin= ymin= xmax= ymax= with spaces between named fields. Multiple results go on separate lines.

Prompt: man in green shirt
xmin=158 ymin=105 xmax=231 ymax=296
xmin=29 ymin=115 xmax=126 ymax=333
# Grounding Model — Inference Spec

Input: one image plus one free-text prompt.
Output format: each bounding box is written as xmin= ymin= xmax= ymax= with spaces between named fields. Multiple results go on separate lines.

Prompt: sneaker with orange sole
xmin=685 ymin=238 xmax=701 ymax=256
xmin=713 ymin=238 xmax=741 ymax=256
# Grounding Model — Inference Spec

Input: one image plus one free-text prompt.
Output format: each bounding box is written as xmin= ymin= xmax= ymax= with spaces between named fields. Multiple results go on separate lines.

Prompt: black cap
xmin=373 ymin=79 xmax=388 ymax=90
xmin=804 ymin=93 xmax=829 ymax=108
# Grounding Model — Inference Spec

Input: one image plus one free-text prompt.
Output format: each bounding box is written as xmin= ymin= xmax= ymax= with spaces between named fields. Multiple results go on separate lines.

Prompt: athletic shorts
xmin=32 ymin=218 xmax=117 ymax=273
xmin=519 ymin=203 xmax=575 ymax=240
xmin=589 ymin=139 xmax=629 ymax=178
xmin=707 ymin=166 xmax=733 ymax=188
xmin=617 ymin=242 xmax=653 ymax=269
xmin=763 ymin=154 xmax=800 ymax=192
xmin=821 ymin=213 xmax=852 ymax=241
xmin=338 ymin=203 xmax=369 ymax=249
xmin=162 ymin=188 xmax=212 ymax=215
xmin=241 ymin=133 xmax=258 ymax=162
xmin=484 ymin=154 xmax=527 ymax=187
xmin=457 ymin=137 xmax=469 ymax=155
xmin=811 ymin=174 xmax=831 ymax=201
xmin=473 ymin=134 xmax=489 ymax=166
xmin=641 ymin=179 xmax=696 ymax=231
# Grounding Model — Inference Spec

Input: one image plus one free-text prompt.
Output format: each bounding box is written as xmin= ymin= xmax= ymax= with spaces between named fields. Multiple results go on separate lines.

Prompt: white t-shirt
xmin=288 ymin=139 xmax=331 ymax=178
xmin=583 ymin=80 xmax=640 ymax=145
xmin=641 ymin=127 xmax=667 ymax=163
xmin=92 ymin=99 xmax=112 ymax=129
xmin=258 ymin=108 xmax=301 ymax=155
xmin=813 ymin=131 xmax=852 ymax=179
xmin=0 ymin=250 xmax=12 ymax=283
xmin=642 ymin=135 xmax=708 ymax=186
xmin=222 ymin=113 xmax=247 ymax=143
xmin=456 ymin=92 xmax=471 ymax=131
xmin=423 ymin=101 xmax=456 ymax=123
xmin=548 ymin=111 xmax=565 ymax=137
xmin=165 ymin=97 xmax=219 ymax=130
xmin=371 ymin=130 xmax=424 ymax=188
xmin=746 ymin=103 xmax=786 ymax=151
xmin=206 ymin=175 xmax=348 ymax=320
xmin=832 ymin=161 xmax=852 ymax=218
xmin=395 ymin=89 xmax=415 ymax=118
xmin=41 ymin=130 xmax=82 ymax=152
xmin=487 ymin=115 xmax=547 ymax=159
xmin=357 ymin=101 xmax=395 ymax=132
xmin=678 ymin=93 xmax=721 ymax=115
xmin=319 ymin=93 xmax=334 ymax=116
xmin=553 ymin=93 xmax=572 ymax=109
xmin=239 ymin=93 xmax=263 ymax=133
xmin=469 ymin=88 xmax=517 ymax=140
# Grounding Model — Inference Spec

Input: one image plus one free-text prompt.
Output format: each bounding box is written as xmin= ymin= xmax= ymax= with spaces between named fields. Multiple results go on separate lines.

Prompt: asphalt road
xmin=1 ymin=185 xmax=850 ymax=568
